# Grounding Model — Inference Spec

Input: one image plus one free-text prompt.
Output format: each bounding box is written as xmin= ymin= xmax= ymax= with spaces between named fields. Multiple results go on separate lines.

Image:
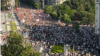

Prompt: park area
xmin=51 ymin=45 xmax=64 ymax=54
xmin=10 ymin=21 xmax=17 ymax=30
xmin=50 ymin=44 xmax=79 ymax=54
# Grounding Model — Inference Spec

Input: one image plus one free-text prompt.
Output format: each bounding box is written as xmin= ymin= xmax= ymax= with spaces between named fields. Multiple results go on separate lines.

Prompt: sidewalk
xmin=1 ymin=13 xmax=21 ymax=31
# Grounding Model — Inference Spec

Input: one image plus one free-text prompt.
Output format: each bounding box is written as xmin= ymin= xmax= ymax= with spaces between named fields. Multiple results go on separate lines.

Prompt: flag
xmin=15 ymin=5 xmax=18 ymax=10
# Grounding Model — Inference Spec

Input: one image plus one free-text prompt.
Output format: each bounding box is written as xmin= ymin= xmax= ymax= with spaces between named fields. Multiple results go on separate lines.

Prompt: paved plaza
xmin=1 ymin=13 xmax=7 ymax=31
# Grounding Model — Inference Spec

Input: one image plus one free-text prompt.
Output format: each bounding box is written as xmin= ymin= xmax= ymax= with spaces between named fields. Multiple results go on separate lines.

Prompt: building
xmin=33 ymin=0 xmax=66 ymax=8
xmin=95 ymin=0 xmax=100 ymax=41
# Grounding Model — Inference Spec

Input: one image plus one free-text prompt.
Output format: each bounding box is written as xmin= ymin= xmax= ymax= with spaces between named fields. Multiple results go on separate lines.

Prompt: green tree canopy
xmin=1 ymin=0 xmax=9 ymax=11
xmin=61 ymin=14 xmax=71 ymax=25
xmin=64 ymin=0 xmax=95 ymax=24
xmin=44 ymin=5 xmax=53 ymax=14
xmin=72 ymin=21 xmax=80 ymax=33
xmin=50 ymin=11 xmax=58 ymax=20
xmin=1 ymin=31 xmax=41 ymax=56
xmin=34 ymin=2 xmax=40 ymax=9
xmin=15 ymin=0 xmax=19 ymax=7
xmin=78 ymin=11 xmax=95 ymax=24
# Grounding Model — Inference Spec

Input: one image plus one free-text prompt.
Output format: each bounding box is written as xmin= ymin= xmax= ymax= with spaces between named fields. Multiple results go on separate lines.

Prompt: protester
xmin=2 ymin=8 xmax=98 ymax=56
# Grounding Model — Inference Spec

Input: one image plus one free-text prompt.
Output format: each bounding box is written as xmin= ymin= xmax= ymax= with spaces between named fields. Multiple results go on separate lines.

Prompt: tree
xmin=15 ymin=0 xmax=19 ymax=7
xmin=1 ymin=31 xmax=41 ymax=56
xmin=34 ymin=2 xmax=39 ymax=9
xmin=72 ymin=21 xmax=80 ymax=33
xmin=82 ymin=17 xmax=88 ymax=24
xmin=89 ymin=7 xmax=94 ymax=13
xmin=77 ymin=4 xmax=85 ymax=11
xmin=88 ymin=13 xmax=95 ymax=24
xmin=1 ymin=0 xmax=9 ymax=11
xmin=20 ymin=0 xmax=34 ymax=8
xmin=79 ymin=11 xmax=95 ymax=25
xmin=44 ymin=5 xmax=53 ymax=14
xmin=30 ymin=51 xmax=41 ymax=56
xmin=85 ymin=2 xmax=91 ymax=11
xmin=61 ymin=14 xmax=71 ymax=25
xmin=62 ymin=3 xmax=74 ymax=17
xmin=50 ymin=11 xmax=58 ymax=20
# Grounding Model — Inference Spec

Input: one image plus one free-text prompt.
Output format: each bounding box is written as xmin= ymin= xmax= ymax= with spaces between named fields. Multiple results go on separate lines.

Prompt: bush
xmin=68 ymin=48 xmax=78 ymax=53
xmin=51 ymin=45 xmax=64 ymax=53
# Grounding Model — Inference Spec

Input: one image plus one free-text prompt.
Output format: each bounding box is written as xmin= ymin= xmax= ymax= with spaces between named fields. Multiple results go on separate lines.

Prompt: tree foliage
xmin=20 ymin=0 xmax=33 ymax=6
xmin=51 ymin=45 xmax=64 ymax=53
xmin=61 ymin=14 xmax=71 ymax=25
xmin=15 ymin=0 xmax=19 ymax=7
xmin=19 ymin=0 xmax=95 ymax=25
xmin=20 ymin=0 xmax=39 ymax=9
xmin=66 ymin=0 xmax=95 ymax=23
xmin=34 ymin=2 xmax=40 ymax=9
xmin=44 ymin=5 xmax=53 ymax=14
xmin=1 ymin=31 xmax=41 ymax=56
xmin=72 ymin=21 xmax=80 ymax=33
xmin=50 ymin=11 xmax=58 ymax=20
xmin=1 ymin=0 xmax=9 ymax=11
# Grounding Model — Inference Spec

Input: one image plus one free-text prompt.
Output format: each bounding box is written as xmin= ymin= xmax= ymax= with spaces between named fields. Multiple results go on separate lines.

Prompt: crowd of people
xmin=16 ymin=8 xmax=65 ymax=26
xmin=28 ymin=24 xmax=99 ymax=56
xmin=1 ymin=7 xmax=100 ymax=56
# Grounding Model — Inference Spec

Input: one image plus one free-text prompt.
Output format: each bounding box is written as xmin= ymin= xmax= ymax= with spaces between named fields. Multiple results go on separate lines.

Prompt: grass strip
xmin=8 ymin=13 xmax=12 ymax=18
xmin=5 ymin=25 xmax=7 ymax=30
xmin=10 ymin=22 xmax=17 ymax=30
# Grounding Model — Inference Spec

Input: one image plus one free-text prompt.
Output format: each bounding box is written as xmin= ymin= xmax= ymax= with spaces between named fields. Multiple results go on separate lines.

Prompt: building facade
xmin=33 ymin=0 xmax=66 ymax=8
xmin=95 ymin=0 xmax=100 ymax=41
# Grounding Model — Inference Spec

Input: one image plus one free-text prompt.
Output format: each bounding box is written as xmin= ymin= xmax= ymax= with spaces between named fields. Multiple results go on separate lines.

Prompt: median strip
xmin=10 ymin=21 xmax=17 ymax=30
